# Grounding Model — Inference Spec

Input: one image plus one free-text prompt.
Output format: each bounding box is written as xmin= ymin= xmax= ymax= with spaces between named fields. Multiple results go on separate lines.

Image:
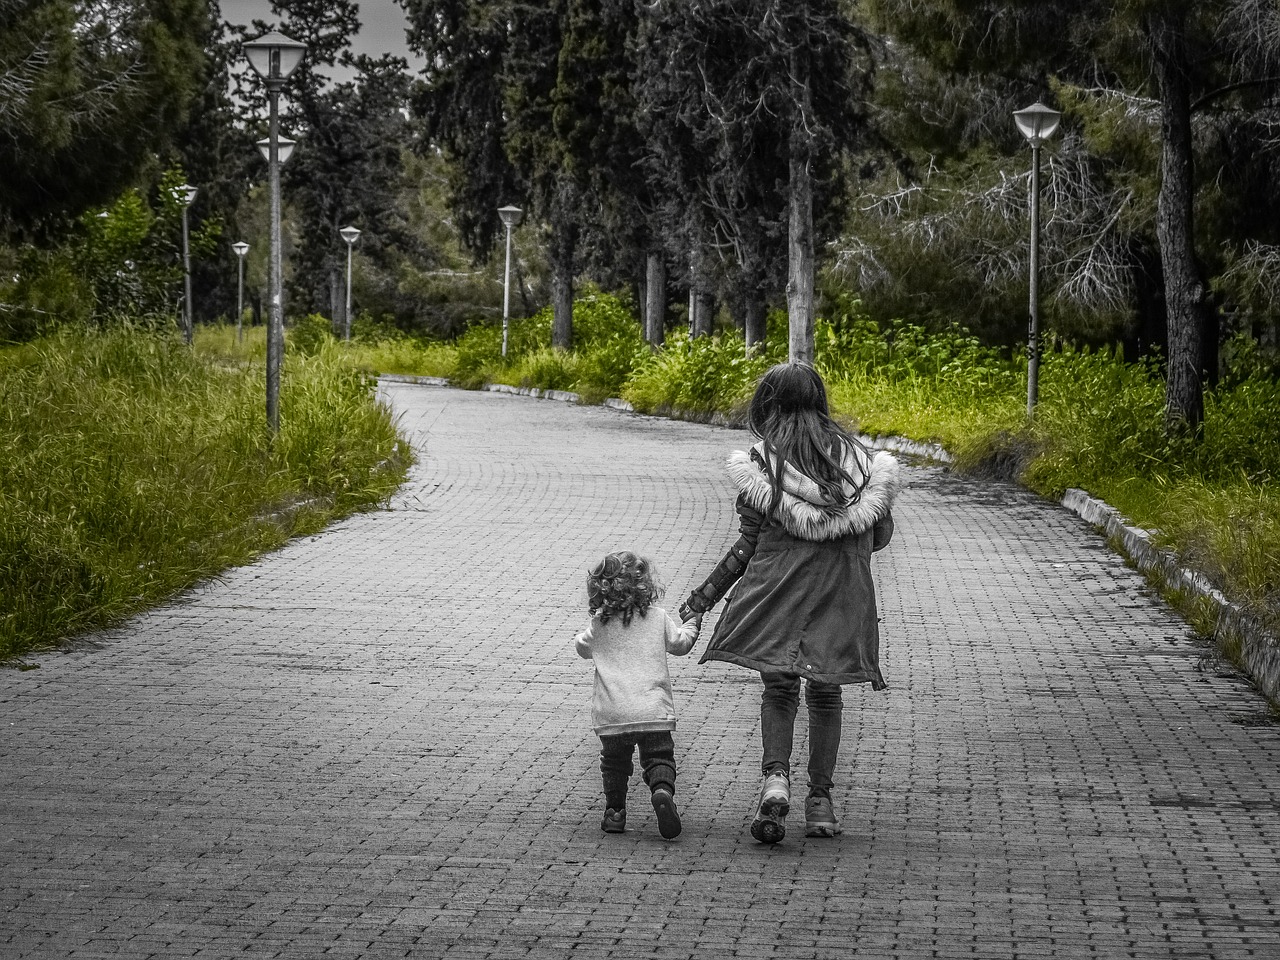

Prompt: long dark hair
xmin=747 ymin=362 xmax=869 ymax=514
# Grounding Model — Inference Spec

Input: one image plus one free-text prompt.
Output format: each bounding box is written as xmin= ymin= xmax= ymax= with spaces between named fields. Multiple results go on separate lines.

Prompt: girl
xmin=681 ymin=362 xmax=900 ymax=844
xmin=574 ymin=551 xmax=701 ymax=839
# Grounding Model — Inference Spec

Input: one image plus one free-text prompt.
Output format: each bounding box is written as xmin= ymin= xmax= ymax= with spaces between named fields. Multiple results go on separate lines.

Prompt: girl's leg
xmin=760 ymin=672 xmax=801 ymax=776
xmin=804 ymin=679 xmax=844 ymax=797
xmin=599 ymin=734 xmax=636 ymax=810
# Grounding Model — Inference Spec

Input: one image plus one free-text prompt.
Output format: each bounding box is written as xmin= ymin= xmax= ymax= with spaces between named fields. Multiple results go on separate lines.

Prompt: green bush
xmin=289 ymin=313 xmax=337 ymax=356
xmin=624 ymin=328 xmax=783 ymax=417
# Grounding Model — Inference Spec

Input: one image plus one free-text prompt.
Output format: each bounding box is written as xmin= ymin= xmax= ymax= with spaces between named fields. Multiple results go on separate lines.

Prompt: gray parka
xmin=692 ymin=442 xmax=902 ymax=688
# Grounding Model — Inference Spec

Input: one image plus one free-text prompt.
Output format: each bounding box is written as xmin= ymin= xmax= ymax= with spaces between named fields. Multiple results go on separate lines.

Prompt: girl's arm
xmin=679 ymin=496 xmax=764 ymax=620
xmin=872 ymin=511 xmax=894 ymax=551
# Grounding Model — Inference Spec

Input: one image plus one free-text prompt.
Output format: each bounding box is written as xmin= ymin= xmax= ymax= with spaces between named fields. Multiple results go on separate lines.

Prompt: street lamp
xmin=498 ymin=205 xmax=523 ymax=357
xmin=1013 ymin=100 xmax=1061 ymax=414
xmin=256 ymin=136 xmax=296 ymax=164
xmin=339 ymin=226 xmax=361 ymax=340
xmin=232 ymin=241 xmax=249 ymax=343
xmin=243 ymin=29 xmax=306 ymax=435
xmin=176 ymin=183 xmax=197 ymax=344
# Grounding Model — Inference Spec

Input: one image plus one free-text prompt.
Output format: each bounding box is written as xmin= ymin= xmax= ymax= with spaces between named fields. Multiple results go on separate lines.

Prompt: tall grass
xmin=1 ymin=324 xmax=409 ymax=660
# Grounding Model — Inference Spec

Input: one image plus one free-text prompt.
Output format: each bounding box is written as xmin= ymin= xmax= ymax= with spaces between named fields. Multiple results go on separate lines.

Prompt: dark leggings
xmin=599 ymin=730 xmax=676 ymax=809
xmin=760 ymin=672 xmax=842 ymax=798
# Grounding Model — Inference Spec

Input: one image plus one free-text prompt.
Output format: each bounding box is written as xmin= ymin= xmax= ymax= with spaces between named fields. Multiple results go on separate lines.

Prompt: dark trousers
xmin=599 ymin=730 xmax=676 ymax=809
xmin=760 ymin=672 xmax=843 ymax=798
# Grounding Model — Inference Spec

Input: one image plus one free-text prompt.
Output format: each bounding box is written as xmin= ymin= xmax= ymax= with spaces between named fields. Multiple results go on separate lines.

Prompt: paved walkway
xmin=3 ymin=382 xmax=1279 ymax=960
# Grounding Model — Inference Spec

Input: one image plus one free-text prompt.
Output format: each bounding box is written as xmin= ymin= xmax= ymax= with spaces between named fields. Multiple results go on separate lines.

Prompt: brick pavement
xmin=2 ymin=382 xmax=1278 ymax=959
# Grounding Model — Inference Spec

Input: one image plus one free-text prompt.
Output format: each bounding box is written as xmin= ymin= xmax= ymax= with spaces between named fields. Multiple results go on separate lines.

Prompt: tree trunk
xmin=1150 ymin=10 xmax=1209 ymax=434
xmin=745 ymin=296 xmax=767 ymax=349
xmin=787 ymin=150 xmax=816 ymax=364
xmin=550 ymin=179 xmax=577 ymax=350
xmin=551 ymin=233 xmax=574 ymax=350
xmin=689 ymin=252 xmax=714 ymax=338
xmin=786 ymin=46 xmax=815 ymax=365
xmin=740 ymin=246 xmax=768 ymax=349
xmin=645 ymin=249 xmax=666 ymax=346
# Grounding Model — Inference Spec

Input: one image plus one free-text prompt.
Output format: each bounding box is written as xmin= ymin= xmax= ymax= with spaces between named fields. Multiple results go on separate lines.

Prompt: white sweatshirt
xmin=574 ymin=605 xmax=699 ymax=736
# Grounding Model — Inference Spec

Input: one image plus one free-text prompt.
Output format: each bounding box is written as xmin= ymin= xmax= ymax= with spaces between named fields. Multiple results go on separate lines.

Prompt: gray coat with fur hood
xmin=699 ymin=441 xmax=902 ymax=687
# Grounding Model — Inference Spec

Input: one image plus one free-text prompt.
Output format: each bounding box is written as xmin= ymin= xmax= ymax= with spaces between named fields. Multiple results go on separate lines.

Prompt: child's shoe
xmin=601 ymin=807 xmax=626 ymax=833
xmin=804 ymin=794 xmax=842 ymax=837
xmin=750 ymin=771 xmax=790 ymax=844
xmin=650 ymin=787 xmax=682 ymax=840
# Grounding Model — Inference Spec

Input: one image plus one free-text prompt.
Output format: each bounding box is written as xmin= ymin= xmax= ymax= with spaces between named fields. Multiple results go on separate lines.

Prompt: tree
xmin=405 ymin=0 xmax=641 ymax=351
xmin=868 ymin=0 xmax=1280 ymax=434
xmin=0 ymin=0 xmax=209 ymax=240
xmin=635 ymin=1 xmax=871 ymax=359
xmin=231 ymin=1 xmax=415 ymax=322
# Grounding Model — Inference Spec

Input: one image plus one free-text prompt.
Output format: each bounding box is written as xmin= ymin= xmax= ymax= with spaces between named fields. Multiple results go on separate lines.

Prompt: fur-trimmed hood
xmin=726 ymin=441 xmax=902 ymax=542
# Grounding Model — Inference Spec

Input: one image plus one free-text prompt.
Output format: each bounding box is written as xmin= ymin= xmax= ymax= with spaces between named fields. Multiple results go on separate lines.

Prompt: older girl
xmin=681 ymin=362 xmax=900 ymax=844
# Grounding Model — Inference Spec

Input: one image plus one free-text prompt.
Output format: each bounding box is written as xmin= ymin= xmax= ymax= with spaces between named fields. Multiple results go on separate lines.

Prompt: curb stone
xmin=377 ymin=374 xmax=1276 ymax=706
xmin=1061 ymin=487 xmax=1280 ymax=706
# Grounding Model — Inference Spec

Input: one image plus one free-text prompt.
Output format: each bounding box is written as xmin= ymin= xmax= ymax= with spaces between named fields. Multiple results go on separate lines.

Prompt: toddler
xmin=574 ymin=551 xmax=700 ymax=839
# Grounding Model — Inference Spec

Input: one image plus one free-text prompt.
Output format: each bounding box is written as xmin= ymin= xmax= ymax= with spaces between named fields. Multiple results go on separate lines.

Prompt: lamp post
xmin=339 ymin=226 xmax=361 ymax=340
xmin=176 ymin=183 xmax=197 ymax=344
xmin=1013 ymin=101 xmax=1061 ymax=414
xmin=497 ymin=205 xmax=523 ymax=357
xmin=243 ymin=30 xmax=306 ymax=436
xmin=232 ymin=241 xmax=249 ymax=343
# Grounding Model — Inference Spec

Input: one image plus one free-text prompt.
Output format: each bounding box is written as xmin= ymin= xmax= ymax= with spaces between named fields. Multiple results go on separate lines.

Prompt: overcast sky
xmin=220 ymin=0 xmax=424 ymax=83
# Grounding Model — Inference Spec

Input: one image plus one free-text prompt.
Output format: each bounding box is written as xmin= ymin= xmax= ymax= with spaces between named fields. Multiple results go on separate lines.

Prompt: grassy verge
xmin=1 ymin=324 xmax=410 ymax=662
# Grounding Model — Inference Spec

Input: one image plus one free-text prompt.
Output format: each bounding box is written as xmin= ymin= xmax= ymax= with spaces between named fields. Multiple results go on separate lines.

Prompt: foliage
xmin=624 ymin=327 xmax=783 ymax=417
xmin=0 ymin=167 xmax=220 ymax=340
xmin=0 ymin=324 xmax=409 ymax=660
xmin=446 ymin=288 xmax=649 ymax=398
xmin=0 ymin=0 xmax=209 ymax=239
xmin=289 ymin=312 xmax=336 ymax=356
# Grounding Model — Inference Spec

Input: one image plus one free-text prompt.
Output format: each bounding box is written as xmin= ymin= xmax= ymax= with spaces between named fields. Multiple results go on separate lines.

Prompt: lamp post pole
xmin=340 ymin=226 xmax=361 ymax=340
xmin=177 ymin=184 xmax=197 ymax=344
xmin=497 ymin=205 xmax=523 ymax=358
xmin=232 ymin=241 xmax=249 ymax=343
xmin=244 ymin=31 xmax=306 ymax=436
xmin=1013 ymin=101 xmax=1061 ymax=415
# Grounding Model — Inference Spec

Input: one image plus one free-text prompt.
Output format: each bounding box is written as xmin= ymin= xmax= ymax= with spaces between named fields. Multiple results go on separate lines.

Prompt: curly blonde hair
xmin=586 ymin=551 xmax=662 ymax=625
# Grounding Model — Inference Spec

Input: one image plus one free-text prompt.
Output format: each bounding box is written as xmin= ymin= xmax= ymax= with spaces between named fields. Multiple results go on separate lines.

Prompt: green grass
xmin=1 ymin=323 xmax=411 ymax=661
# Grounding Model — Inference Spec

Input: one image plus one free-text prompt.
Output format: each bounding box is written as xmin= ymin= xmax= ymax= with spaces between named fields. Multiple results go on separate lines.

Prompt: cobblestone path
xmin=2 ymin=382 xmax=1278 ymax=959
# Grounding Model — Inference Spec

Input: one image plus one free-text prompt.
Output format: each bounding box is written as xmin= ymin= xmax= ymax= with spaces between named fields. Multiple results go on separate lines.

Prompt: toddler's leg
xmin=637 ymin=731 xmax=676 ymax=794
xmin=638 ymin=732 xmax=681 ymax=839
xmin=599 ymin=734 xmax=635 ymax=832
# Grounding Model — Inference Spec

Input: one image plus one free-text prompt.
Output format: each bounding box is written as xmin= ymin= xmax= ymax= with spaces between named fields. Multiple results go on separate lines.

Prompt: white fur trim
xmin=726 ymin=448 xmax=902 ymax=541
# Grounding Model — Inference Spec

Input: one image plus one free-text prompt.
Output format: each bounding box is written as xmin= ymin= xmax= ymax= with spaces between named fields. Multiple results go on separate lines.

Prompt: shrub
xmin=289 ymin=313 xmax=337 ymax=356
